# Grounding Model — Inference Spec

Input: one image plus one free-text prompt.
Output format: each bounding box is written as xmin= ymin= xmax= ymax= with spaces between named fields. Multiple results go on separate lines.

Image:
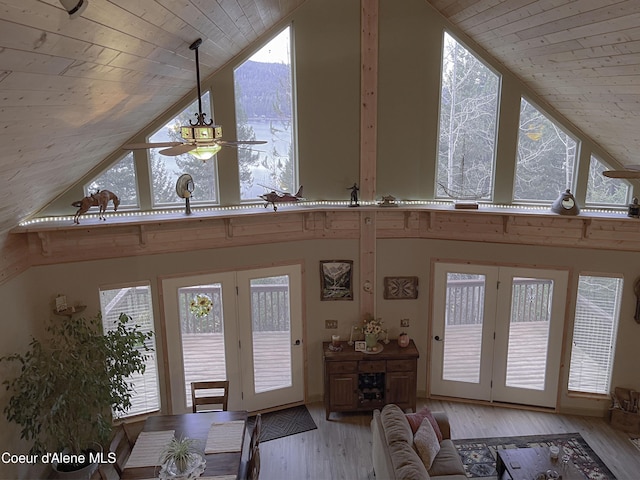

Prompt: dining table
xmin=121 ymin=410 xmax=249 ymax=480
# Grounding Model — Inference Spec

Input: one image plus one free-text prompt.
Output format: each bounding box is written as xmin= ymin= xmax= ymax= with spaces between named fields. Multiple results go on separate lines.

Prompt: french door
xmin=162 ymin=264 xmax=304 ymax=413
xmin=430 ymin=262 xmax=568 ymax=408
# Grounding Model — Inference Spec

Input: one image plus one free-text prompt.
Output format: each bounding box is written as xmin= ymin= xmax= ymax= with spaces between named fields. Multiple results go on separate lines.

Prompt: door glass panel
xmin=505 ymin=277 xmax=553 ymax=390
xmin=179 ymin=284 xmax=227 ymax=406
xmin=250 ymin=275 xmax=292 ymax=393
xmin=443 ymin=273 xmax=486 ymax=383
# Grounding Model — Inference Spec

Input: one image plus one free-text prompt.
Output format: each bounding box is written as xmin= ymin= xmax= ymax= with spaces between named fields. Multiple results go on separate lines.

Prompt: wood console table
xmin=323 ymin=340 xmax=419 ymax=420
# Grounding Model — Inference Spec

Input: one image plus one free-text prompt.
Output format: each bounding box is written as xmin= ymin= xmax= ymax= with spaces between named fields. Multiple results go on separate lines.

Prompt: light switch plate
xmin=325 ymin=319 xmax=338 ymax=329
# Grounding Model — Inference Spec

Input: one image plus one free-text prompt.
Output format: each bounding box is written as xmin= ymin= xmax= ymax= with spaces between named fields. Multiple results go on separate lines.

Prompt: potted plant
xmin=0 ymin=312 xmax=153 ymax=476
xmin=159 ymin=436 xmax=205 ymax=478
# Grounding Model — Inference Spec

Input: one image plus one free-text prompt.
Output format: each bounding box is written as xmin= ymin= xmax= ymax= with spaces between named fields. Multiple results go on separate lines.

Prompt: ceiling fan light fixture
xmin=191 ymin=145 xmax=222 ymax=160
xmin=59 ymin=0 xmax=88 ymax=18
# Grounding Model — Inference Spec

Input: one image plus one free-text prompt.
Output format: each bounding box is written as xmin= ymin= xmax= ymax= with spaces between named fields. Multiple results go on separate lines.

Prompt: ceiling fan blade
xmin=123 ymin=142 xmax=183 ymax=150
xmin=603 ymin=170 xmax=640 ymax=179
xmin=159 ymin=144 xmax=196 ymax=156
xmin=217 ymin=140 xmax=268 ymax=147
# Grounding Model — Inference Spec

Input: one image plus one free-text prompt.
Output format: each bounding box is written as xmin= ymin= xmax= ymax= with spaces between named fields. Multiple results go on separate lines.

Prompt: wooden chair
xmin=244 ymin=413 xmax=262 ymax=480
xmin=190 ymin=380 xmax=229 ymax=413
xmin=90 ymin=424 xmax=136 ymax=479
xmin=250 ymin=413 xmax=262 ymax=451
xmin=247 ymin=444 xmax=260 ymax=480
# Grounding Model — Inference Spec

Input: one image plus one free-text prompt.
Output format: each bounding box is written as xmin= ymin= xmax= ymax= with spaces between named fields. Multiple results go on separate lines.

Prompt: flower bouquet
xmin=362 ymin=314 xmax=385 ymax=350
xmin=189 ymin=294 xmax=212 ymax=318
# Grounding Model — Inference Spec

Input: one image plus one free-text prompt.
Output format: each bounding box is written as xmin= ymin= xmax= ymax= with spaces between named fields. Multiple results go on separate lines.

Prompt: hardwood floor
xmin=259 ymin=400 xmax=640 ymax=480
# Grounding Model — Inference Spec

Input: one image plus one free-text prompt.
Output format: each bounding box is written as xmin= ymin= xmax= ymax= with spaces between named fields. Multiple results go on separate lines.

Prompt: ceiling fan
xmin=602 ymin=166 xmax=640 ymax=179
xmin=124 ymin=38 xmax=266 ymax=160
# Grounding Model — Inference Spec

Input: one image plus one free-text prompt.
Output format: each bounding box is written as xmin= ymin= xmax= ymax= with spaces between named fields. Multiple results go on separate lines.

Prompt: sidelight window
xmin=99 ymin=283 xmax=160 ymax=417
xmin=568 ymin=275 xmax=622 ymax=395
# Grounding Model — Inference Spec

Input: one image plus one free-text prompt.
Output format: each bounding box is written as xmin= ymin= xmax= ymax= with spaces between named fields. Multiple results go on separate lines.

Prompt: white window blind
xmin=568 ymin=275 xmax=622 ymax=395
xmin=99 ymin=284 xmax=160 ymax=417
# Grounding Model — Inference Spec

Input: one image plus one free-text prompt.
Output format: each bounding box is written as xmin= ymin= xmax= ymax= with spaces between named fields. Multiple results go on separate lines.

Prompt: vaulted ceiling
xmin=1 ymin=0 xmax=639 ymax=269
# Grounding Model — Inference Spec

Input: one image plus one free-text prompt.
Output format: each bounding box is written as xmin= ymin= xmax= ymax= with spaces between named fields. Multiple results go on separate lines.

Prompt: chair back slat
xmin=191 ymin=380 xmax=229 ymax=413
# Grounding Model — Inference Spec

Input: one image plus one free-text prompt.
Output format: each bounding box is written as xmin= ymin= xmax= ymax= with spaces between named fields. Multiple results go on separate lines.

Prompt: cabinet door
xmin=329 ymin=374 xmax=358 ymax=410
xmin=386 ymin=371 xmax=416 ymax=406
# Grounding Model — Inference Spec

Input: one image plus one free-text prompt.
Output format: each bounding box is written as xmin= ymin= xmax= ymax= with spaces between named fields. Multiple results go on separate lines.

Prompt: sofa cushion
xmin=380 ymin=404 xmax=428 ymax=480
xmin=406 ymin=407 xmax=443 ymax=442
xmin=387 ymin=441 xmax=429 ymax=480
xmin=381 ymin=404 xmax=414 ymax=445
xmin=371 ymin=409 xmax=396 ymax=480
xmin=414 ymin=417 xmax=440 ymax=469
xmin=427 ymin=439 xmax=467 ymax=477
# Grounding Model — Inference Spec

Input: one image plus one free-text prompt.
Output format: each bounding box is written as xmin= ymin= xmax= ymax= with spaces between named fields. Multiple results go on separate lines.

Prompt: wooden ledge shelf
xmin=53 ymin=305 xmax=87 ymax=317
xmin=11 ymin=205 xmax=640 ymax=265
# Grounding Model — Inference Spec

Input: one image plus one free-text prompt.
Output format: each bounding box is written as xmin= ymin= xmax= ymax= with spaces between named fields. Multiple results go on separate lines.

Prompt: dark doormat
xmin=248 ymin=405 xmax=317 ymax=442
xmin=453 ymin=432 xmax=616 ymax=479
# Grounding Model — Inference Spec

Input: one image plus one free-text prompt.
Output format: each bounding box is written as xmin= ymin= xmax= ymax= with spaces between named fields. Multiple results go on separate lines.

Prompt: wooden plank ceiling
xmin=0 ymin=0 xmax=306 ymax=251
xmin=0 ymin=0 xmax=639 ymax=266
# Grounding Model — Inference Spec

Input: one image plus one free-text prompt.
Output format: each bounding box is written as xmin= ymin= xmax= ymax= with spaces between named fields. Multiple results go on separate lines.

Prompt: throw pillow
xmin=414 ymin=417 xmax=441 ymax=470
xmin=406 ymin=407 xmax=443 ymax=442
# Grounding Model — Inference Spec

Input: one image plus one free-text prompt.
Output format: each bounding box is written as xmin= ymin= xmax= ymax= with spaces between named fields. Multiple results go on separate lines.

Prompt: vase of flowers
xmin=363 ymin=314 xmax=384 ymax=349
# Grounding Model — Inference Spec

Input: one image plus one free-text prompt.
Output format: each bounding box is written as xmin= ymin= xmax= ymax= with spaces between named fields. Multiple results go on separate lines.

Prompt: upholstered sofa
xmin=371 ymin=404 xmax=467 ymax=480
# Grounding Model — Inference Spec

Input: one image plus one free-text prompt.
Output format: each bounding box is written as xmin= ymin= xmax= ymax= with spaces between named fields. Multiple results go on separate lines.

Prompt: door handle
xmin=434 ymin=335 xmax=444 ymax=342
xmin=293 ymin=339 xmax=301 ymax=346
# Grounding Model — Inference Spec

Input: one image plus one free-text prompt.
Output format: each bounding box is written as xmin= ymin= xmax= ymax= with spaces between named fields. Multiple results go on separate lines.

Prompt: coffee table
xmin=496 ymin=446 xmax=585 ymax=480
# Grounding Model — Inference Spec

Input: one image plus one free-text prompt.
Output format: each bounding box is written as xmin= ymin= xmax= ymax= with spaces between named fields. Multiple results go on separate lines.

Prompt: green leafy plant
xmin=1 ymin=312 xmax=153 ymax=458
xmin=160 ymin=436 xmax=202 ymax=474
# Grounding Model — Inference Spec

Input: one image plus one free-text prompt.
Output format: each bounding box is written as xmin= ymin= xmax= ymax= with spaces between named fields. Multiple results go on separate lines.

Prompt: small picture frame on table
xmin=354 ymin=341 xmax=366 ymax=352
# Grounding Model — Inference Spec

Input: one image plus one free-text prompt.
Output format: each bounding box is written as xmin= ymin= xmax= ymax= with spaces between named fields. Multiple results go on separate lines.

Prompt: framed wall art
xmin=320 ymin=260 xmax=353 ymax=301
xmin=383 ymin=276 xmax=419 ymax=300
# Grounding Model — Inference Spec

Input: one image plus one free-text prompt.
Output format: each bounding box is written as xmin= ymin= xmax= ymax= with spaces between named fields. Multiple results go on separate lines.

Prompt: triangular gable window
xmin=85 ymin=152 xmax=139 ymax=207
xmin=586 ymin=155 xmax=630 ymax=207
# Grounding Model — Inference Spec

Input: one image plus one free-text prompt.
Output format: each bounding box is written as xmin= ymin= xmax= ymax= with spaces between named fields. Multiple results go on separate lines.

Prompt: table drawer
xmin=358 ymin=360 xmax=386 ymax=373
xmin=387 ymin=359 xmax=415 ymax=372
xmin=327 ymin=361 xmax=358 ymax=374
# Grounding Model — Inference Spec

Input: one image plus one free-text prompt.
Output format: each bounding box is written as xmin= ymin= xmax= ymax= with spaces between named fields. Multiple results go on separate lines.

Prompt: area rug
xmin=247 ymin=405 xmax=317 ymax=442
xmin=453 ymin=432 xmax=616 ymax=479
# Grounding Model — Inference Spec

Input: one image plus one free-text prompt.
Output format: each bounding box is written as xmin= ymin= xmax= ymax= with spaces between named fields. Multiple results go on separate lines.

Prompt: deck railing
xmin=179 ymin=284 xmax=290 ymax=333
xmin=445 ymin=277 xmax=553 ymax=325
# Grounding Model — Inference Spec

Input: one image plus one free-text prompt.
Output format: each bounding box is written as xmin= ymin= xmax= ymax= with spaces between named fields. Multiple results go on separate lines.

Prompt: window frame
xmin=84 ymin=152 xmax=140 ymax=209
xmin=567 ymin=272 xmax=622 ymax=397
xmin=435 ymin=30 xmax=501 ymax=203
xmin=233 ymin=23 xmax=299 ymax=203
xmin=98 ymin=281 xmax=161 ymax=418
xmin=512 ymin=95 xmax=581 ymax=206
xmin=584 ymin=153 xmax=632 ymax=209
xmin=147 ymin=91 xmax=221 ymax=208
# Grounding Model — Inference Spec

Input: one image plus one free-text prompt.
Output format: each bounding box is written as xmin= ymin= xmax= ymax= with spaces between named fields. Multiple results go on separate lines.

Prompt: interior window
xmin=585 ymin=154 xmax=630 ymax=207
xmin=99 ymin=283 xmax=160 ymax=417
xmin=148 ymin=92 xmax=219 ymax=206
xmin=514 ymin=98 xmax=578 ymax=203
xmin=234 ymin=25 xmax=297 ymax=202
xmin=436 ymin=32 xmax=500 ymax=202
xmin=85 ymin=153 xmax=139 ymax=207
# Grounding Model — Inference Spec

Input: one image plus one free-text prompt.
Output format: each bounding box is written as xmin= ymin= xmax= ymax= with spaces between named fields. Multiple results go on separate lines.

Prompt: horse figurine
xmin=72 ymin=190 xmax=120 ymax=224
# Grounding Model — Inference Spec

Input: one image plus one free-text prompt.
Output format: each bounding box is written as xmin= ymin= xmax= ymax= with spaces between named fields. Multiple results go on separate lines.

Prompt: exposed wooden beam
xmin=360 ymin=0 xmax=379 ymax=316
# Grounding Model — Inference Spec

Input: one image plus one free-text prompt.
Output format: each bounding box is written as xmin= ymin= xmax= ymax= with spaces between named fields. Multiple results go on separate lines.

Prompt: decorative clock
xmin=550 ymin=189 xmax=580 ymax=215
